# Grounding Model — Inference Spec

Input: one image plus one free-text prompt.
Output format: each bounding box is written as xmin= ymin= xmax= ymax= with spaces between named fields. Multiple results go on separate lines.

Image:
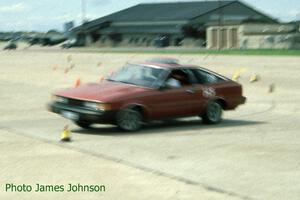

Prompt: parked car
xmin=154 ymin=35 xmax=170 ymax=48
xmin=61 ymin=39 xmax=83 ymax=49
xmin=3 ymin=42 xmax=17 ymax=50
xmin=48 ymin=59 xmax=246 ymax=131
xmin=27 ymin=36 xmax=67 ymax=46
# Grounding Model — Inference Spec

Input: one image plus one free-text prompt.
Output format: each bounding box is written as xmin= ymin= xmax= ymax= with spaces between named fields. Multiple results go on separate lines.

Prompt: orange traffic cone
xmin=60 ymin=125 xmax=71 ymax=142
xmin=99 ymin=76 xmax=104 ymax=82
xmin=75 ymin=78 xmax=81 ymax=87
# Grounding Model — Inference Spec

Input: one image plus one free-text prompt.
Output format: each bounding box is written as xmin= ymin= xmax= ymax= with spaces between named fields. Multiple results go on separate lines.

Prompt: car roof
xmin=131 ymin=61 xmax=198 ymax=69
xmin=129 ymin=61 xmax=230 ymax=81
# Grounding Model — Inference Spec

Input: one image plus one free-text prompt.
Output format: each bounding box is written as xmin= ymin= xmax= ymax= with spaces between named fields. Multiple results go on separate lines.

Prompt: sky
xmin=0 ymin=0 xmax=300 ymax=32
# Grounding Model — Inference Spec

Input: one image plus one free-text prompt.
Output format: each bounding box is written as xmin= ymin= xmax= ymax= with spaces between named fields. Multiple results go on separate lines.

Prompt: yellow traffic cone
xmin=250 ymin=74 xmax=260 ymax=83
xmin=232 ymin=72 xmax=240 ymax=81
xmin=61 ymin=125 xmax=71 ymax=142
xmin=232 ymin=68 xmax=247 ymax=82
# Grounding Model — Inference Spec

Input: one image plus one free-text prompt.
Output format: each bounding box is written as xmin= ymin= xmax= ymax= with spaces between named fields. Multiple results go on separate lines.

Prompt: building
xmin=71 ymin=0 xmax=277 ymax=47
xmin=207 ymin=23 xmax=300 ymax=49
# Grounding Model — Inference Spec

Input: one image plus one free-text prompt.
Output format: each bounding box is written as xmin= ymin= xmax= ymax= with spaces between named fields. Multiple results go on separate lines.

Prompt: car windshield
xmin=107 ymin=64 xmax=167 ymax=88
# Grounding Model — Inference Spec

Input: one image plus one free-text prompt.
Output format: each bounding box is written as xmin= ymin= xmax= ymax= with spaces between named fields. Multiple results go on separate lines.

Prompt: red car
xmin=48 ymin=59 xmax=246 ymax=131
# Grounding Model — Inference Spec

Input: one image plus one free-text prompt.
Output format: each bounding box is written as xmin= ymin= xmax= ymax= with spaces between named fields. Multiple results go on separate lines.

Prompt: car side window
xmin=181 ymin=69 xmax=198 ymax=84
xmin=192 ymin=69 xmax=223 ymax=84
xmin=166 ymin=69 xmax=191 ymax=88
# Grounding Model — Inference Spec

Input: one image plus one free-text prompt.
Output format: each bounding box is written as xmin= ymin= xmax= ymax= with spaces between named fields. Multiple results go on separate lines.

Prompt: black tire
xmin=116 ymin=108 xmax=142 ymax=131
xmin=75 ymin=121 xmax=92 ymax=129
xmin=201 ymin=101 xmax=223 ymax=124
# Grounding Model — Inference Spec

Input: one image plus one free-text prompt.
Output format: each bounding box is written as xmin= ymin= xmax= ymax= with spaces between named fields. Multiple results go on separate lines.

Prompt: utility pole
xmin=218 ymin=0 xmax=223 ymax=27
xmin=297 ymin=12 xmax=300 ymax=32
xmin=218 ymin=0 xmax=223 ymax=50
xmin=296 ymin=12 xmax=300 ymax=22
xmin=81 ymin=0 xmax=86 ymax=24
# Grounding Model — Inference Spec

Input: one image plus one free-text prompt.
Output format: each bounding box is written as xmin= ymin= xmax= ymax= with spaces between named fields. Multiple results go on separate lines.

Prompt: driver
xmin=166 ymin=76 xmax=182 ymax=88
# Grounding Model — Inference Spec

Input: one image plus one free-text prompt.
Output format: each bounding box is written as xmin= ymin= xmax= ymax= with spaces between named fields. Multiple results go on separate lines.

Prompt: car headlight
xmin=83 ymin=102 xmax=111 ymax=111
xmin=52 ymin=95 xmax=68 ymax=104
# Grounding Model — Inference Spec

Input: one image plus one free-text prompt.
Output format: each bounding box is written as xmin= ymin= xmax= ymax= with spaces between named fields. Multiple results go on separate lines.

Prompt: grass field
xmin=0 ymin=50 xmax=300 ymax=200
xmin=1 ymin=41 xmax=300 ymax=56
xmin=90 ymin=48 xmax=300 ymax=56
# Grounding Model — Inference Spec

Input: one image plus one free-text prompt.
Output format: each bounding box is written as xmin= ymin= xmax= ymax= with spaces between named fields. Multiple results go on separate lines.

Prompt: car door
xmin=145 ymin=69 xmax=204 ymax=119
xmin=190 ymin=68 xmax=228 ymax=107
xmin=145 ymin=87 xmax=195 ymax=119
xmin=181 ymin=69 xmax=206 ymax=115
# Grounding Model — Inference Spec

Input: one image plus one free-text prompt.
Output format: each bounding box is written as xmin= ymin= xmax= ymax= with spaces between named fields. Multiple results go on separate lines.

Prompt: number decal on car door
xmin=202 ymin=87 xmax=216 ymax=98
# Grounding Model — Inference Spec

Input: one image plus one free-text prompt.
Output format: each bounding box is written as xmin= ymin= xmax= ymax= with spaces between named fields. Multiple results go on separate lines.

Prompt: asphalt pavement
xmin=0 ymin=48 xmax=299 ymax=200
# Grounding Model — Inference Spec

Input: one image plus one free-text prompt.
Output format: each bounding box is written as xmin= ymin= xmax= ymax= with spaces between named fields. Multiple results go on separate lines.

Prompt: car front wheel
xmin=201 ymin=101 xmax=223 ymax=124
xmin=116 ymin=109 xmax=142 ymax=131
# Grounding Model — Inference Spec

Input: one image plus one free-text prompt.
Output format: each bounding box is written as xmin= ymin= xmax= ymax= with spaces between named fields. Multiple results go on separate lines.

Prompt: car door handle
xmin=186 ymin=89 xmax=195 ymax=94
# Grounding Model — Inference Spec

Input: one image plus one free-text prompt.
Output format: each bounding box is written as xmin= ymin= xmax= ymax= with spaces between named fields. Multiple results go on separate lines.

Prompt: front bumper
xmin=48 ymin=102 xmax=117 ymax=123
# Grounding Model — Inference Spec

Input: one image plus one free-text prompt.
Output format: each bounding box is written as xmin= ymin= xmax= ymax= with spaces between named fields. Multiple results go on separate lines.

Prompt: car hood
xmin=54 ymin=81 xmax=151 ymax=102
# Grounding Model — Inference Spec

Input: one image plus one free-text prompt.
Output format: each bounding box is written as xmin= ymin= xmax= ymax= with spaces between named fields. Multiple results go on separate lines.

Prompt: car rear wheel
xmin=201 ymin=101 xmax=223 ymax=124
xmin=116 ymin=109 xmax=142 ymax=131
xmin=75 ymin=121 xmax=92 ymax=129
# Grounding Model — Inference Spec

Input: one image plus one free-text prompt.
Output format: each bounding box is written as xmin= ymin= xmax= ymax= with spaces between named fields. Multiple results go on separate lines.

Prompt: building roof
xmin=73 ymin=0 xmax=277 ymax=33
xmin=75 ymin=1 xmax=235 ymax=31
xmin=103 ymin=1 xmax=235 ymax=22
